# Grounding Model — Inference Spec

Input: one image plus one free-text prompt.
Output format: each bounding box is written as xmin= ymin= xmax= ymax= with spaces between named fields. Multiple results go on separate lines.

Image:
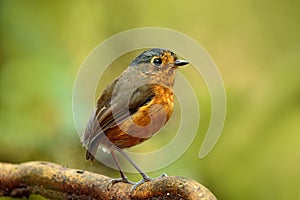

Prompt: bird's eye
xmin=151 ymin=57 xmax=162 ymax=66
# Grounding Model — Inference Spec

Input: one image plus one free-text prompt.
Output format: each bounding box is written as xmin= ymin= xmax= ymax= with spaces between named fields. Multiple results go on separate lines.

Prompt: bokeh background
xmin=0 ymin=1 xmax=299 ymax=199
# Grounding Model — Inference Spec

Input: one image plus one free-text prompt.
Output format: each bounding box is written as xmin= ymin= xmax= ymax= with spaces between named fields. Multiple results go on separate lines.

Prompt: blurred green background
xmin=0 ymin=1 xmax=299 ymax=199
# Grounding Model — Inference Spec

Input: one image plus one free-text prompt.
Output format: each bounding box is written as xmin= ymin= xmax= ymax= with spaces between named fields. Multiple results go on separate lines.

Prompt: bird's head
xmin=129 ymin=48 xmax=188 ymax=87
xmin=131 ymin=48 xmax=188 ymax=72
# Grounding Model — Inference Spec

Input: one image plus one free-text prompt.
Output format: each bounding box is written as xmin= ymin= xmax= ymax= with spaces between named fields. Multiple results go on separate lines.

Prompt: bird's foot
xmin=107 ymin=176 xmax=134 ymax=190
xmin=130 ymin=173 xmax=168 ymax=192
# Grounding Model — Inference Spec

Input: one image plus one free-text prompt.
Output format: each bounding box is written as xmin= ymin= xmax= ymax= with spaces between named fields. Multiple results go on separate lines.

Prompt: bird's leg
xmin=108 ymin=151 xmax=134 ymax=188
xmin=115 ymin=147 xmax=167 ymax=191
xmin=115 ymin=147 xmax=150 ymax=180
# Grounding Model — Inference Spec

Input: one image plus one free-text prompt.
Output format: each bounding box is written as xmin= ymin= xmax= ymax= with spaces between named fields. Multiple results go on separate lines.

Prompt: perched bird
xmin=81 ymin=48 xmax=188 ymax=190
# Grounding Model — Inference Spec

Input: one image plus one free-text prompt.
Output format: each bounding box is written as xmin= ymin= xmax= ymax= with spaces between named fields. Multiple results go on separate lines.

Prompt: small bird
xmin=81 ymin=48 xmax=188 ymax=190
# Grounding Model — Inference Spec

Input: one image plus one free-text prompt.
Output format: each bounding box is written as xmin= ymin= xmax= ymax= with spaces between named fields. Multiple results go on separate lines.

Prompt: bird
xmin=81 ymin=48 xmax=189 ymax=190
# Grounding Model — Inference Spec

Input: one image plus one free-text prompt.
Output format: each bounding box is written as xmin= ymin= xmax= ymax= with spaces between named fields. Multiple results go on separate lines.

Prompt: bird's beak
xmin=174 ymin=59 xmax=189 ymax=67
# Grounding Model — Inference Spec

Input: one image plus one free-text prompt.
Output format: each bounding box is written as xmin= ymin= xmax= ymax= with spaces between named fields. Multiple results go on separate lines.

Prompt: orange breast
xmin=105 ymin=85 xmax=174 ymax=149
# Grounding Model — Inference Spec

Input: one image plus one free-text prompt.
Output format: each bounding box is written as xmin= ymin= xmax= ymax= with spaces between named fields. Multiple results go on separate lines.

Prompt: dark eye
xmin=152 ymin=57 xmax=162 ymax=66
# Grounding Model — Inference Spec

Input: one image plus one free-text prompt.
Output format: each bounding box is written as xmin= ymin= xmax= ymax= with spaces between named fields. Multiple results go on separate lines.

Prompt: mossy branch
xmin=0 ymin=161 xmax=216 ymax=200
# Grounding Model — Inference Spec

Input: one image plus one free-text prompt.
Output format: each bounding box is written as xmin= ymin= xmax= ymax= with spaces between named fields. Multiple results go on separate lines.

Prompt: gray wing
xmin=82 ymin=80 xmax=156 ymax=160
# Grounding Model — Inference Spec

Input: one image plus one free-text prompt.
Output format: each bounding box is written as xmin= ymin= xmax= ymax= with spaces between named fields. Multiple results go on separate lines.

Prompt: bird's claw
xmin=108 ymin=173 xmax=168 ymax=192
xmin=107 ymin=177 xmax=134 ymax=190
xmin=130 ymin=173 xmax=168 ymax=193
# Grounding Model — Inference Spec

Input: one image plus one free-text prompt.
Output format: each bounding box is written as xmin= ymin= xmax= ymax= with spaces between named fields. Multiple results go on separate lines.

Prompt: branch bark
xmin=0 ymin=161 xmax=216 ymax=200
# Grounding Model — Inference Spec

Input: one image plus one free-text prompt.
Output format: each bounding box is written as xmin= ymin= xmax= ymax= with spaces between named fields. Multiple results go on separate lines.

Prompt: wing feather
xmin=83 ymin=82 xmax=156 ymax=160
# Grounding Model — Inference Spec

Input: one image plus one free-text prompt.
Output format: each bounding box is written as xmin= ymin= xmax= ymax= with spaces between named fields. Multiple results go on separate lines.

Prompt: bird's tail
xmin=85 ymin=133 xmax=106 ymax=161
xmin=86 ymin=150 xmax=95 ymax=161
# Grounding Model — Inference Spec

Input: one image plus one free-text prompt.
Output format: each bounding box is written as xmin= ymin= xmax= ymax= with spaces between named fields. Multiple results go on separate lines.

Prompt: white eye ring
xmin=151 ymin=57 xmax=162 ymax=67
